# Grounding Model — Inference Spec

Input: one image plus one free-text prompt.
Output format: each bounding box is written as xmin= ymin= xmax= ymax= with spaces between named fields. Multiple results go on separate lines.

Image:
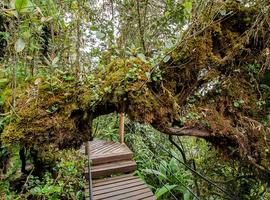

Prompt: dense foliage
xmin=1 ymin=0 xmax=270 ymax=199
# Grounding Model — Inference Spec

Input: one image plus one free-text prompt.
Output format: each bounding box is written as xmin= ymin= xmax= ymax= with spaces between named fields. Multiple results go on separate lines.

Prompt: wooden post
xmin=119 ymin=112 xmax=125 ymax=144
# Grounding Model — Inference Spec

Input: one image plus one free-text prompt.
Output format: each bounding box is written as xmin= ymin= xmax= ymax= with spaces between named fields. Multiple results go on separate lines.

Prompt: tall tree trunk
xmin=136 ymin=0 xmax=146 ymax=53
xmin=75 ymin=2 xmax=81 ymax=77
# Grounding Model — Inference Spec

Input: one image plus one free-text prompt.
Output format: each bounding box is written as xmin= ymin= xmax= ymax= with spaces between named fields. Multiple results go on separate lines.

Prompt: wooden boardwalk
xmin=82 ymin=139 xmax=156 ymax=200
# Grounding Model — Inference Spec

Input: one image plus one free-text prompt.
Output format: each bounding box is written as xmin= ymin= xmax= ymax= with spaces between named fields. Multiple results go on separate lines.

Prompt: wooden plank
xmin=85 ymin=139 xmax=134 ymax=165
xmin=93 ymin=185 xmax=148 ymax=199
xmin=90 ymin=140 xmax=115 ymax=149
xmin=91 ymin=151 xmax=132 ymax=160
xmin=94 ymin=181 xmax=144 ymax=195
xmin=91 ymin=166 xmax=136 ymax=178
xmin=90 ymin=141 xmax=114 ymax=154
xmin=91 ymin=152 xmax=133 ymax=165
xmin=92 ymin=143 xmax=121 ymax=154
xmin=93 ymin=178 xmax=140 ymax=191
xmin=89 ymin=140 xmax=132 ymax=156
xmin=93 ymin=177 xmax=139 ymax=190
xmin=87 ymin=176 xmax=138 ymax=191
xmin=91 ymin=160 xmax=135 ymax=171
xmin=94 ymin=190 xmax=156 ymax=200
xmin=143 ymin=197 xmax=157 ymax=200
xmin=92 ymin=176 xmax=156 ymax=200
xmin=91 ymin=160 xmax=136 ymax=173
xmin=129 ymin=191 xmax=156 ymax=200
xmin=87 ymin=160 xmax=136 ymax=179
xmin=93 ymin=174 xmax=134 ymax=184
xmin=94 ymin=146 xmax=126 ymax=157
xmin=108 ymin=190 xmax=156 ymax=200
xmin=92 ymin=145 xmax=131 ymax=156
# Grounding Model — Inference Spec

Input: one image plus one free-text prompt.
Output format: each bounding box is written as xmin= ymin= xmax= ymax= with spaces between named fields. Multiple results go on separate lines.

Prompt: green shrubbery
xmin=0 ymin=150 xmax=86 ymax=200
xmin=94 ymin=114 xmax=270 ymax=200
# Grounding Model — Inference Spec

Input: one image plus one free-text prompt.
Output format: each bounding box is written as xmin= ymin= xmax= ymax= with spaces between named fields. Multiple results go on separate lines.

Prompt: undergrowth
xmin=94 ymin=113 xmax=270 ymax=200
xmin=0 ymin=149 xmax=86 ymax=200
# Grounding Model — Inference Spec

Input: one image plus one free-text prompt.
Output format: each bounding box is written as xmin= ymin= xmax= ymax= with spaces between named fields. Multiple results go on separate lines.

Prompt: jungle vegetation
xmin=0 ymin=0 xmax=270 ymax=199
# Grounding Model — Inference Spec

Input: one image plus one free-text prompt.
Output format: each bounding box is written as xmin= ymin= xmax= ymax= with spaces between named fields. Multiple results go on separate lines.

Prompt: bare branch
xmin=163 ymin=127 xmax=211 ymax=138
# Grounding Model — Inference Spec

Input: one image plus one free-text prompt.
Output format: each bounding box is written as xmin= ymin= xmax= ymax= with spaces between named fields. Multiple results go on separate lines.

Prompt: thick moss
xmin=1 ymin=0 xmax=270 ymax=180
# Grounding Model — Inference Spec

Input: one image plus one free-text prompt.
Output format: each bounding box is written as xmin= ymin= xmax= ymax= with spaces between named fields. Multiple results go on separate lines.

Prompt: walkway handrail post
xmin=119 ymin=112 xmax=125 ymax=144
xmin=85 ymin=141 xmax=94 ymax=200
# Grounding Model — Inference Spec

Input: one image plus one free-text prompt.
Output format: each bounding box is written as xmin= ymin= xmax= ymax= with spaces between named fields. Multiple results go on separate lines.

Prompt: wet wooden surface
xmin=85 ymin=174 xmax=156 ymax=200
xmin=83 ymin=140 xmax=155 ymax=199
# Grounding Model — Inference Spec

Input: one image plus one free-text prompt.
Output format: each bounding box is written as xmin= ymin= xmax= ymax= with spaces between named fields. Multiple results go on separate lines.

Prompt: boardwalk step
xmin=86 ymin=160 xmax=136 ymax=179
xmin=91 ymin=152 xmax=133 ymax=165
xmin=85 ymin=175 xmax=156 ymax=200
xmin=83 ymin=140 xmax=134 ymax=165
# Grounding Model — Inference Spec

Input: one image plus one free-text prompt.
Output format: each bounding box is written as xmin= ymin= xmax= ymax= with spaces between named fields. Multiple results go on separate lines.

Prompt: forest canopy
xmin=0 ymin=0 xmax=270 ymax=198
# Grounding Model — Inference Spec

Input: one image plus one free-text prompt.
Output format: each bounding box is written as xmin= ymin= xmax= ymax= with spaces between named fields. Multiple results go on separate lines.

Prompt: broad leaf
xmin=145 ymin=72 xmax=151 ymax=79
xmin=96 ymin=31 xmax=105 ymax=39
xmin=169 ymin=158 xmax=179 ymax=172
xmin=155 ymin=184 xmax=177 ymax=199
xmin=52 ymin=56 xmax=60 ymax=66
xmin=143 ymin=169 xmax=167 ymax=181
xmin=163 ymin=55 xmax=171 ymax=63
xmin=183 ymin=191 xmax=191 ymax=200
xmin=137 ymin=53 xmax=146 ymax=62
xmin=15 ymin=0 xmax=29 ymax=13
xmin=14 ymin=38 xmax=25 ymax=52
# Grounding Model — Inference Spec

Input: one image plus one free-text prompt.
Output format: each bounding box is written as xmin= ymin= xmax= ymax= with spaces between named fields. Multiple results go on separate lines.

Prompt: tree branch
xmin=163 ymin=127 xmax=211 ymax=138
xmin=136 ymin=0 xmax=146 ymax=53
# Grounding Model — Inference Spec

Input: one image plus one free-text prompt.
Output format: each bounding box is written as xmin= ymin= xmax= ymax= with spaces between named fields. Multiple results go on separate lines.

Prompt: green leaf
xmin=145 ymin=72 xmax=151 ymax=79
xmin=239 ymin=100 xmax=245 ymax=104
xmin=220 ymin=10 xmax=226 ymax=16
xmin=63 ymin=75 xmax=74 ymax=81
xmin=15 ymin=0 xmax=30 ymax=13
xmin=233 ymin=101 xmax=240 ymax=108
xmin=183 ymin=191 xmax=191 ymax=200
xmin=137 ymin=53 xmax=146 ymax=62
xmin=87 ymin=74 xmax=94 ymax=81
xmin=52 ymin=56 xmax=60 ymax=66
xmin=14 ymin=38 xmax=25 ymax=52
xmin=260 ymin=84 xmax=270 ymax=90
xmin=183 ymin=1 xmax=192 ymax=12
xmin=155 ymin=184 xmax=177 ymax=199
xmin=144 ymin=169 xmax=167 ymax=181
xmin=163 ymin=55 xmax=171 ymax=63
xmin=164 ymin=11 xmax=170 ymax=17
xmin=159 ymin=160 xmax=168 ymax=176
xmin=0 ymin=79 xmax=8 ymax=84
xmin=90 ymin=25 xmax=98 ymax=31
xmin=169 ymin=158 xmax=179 ymax=172
xmin=165 ymin=40 xmax=174 ymax=49
xmin=96 ymin=31 xmax=105 ymax=39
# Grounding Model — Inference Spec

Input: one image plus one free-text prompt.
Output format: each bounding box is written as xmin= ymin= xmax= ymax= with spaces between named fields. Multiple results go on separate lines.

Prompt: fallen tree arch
xmin=1 ymin=0 xmax=270 ymax=181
